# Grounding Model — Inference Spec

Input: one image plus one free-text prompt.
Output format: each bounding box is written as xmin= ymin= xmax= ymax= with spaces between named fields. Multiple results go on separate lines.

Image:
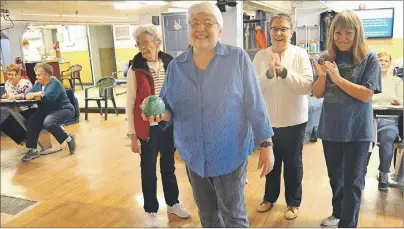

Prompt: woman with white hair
xmin=142 ymin=2 xmax=275 ymax=227
xmin=126 ymin=25 xmax=190 ymax=228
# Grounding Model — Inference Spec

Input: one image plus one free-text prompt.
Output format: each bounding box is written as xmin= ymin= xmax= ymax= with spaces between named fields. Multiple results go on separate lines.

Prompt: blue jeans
xmin=26 ymin=107 xmax=74 ymax=149
xmin=186 ymin=160 xmax=248 ymax=228
xmin=322 ymin=141 xmax=369 ymax=228
xmin=376 ymin=118 xmax=399 ymax=173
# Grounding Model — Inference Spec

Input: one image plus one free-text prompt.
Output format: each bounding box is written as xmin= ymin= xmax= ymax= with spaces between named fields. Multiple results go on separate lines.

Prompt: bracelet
xmin=277 ymin=67 xmax=288 ymax=79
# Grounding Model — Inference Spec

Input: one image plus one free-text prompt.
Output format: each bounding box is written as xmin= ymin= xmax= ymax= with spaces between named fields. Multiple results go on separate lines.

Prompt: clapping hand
xmin=312 ymin=59 xmax=327 ymax=80
xmin=324 ymin=61 xmax=342 ymax=84
xmin=267 ymin=48 xmax=284 ymax=75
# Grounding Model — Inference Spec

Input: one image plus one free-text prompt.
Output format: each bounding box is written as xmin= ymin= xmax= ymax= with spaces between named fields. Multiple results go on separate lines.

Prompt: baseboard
xmin=79 ymin=107 xmax=126 ymax=114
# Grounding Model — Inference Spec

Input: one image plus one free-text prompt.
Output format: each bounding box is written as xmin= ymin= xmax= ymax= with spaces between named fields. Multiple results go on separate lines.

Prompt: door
xmin=162 ymin=13 xmax=189 ymax=58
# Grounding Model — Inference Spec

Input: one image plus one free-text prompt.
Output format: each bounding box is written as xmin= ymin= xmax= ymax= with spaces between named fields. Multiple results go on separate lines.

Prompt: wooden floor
xmin=1 ymin=114 xmax=403 ymax=227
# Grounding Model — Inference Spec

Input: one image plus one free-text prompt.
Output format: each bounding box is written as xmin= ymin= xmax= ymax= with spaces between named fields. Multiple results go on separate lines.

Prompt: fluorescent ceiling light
xmin=169 ymin=1 xmax=206 ymax=8
xmin=23 ymin=13 xmax=128 ymax=19
xmin=114 ymin=1 xmax=168 ymax=10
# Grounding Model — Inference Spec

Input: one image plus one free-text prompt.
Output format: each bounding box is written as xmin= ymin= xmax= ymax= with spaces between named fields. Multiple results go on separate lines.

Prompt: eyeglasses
xmin=189 ymin=20 xmax=218 ymax=29
xmin=7 ymin=72 xmax=18 ymax=77
xmin=135 ymin=40 xmax=152 ymax=48
xmin=270 ymin=27 xmax=290 ymax=33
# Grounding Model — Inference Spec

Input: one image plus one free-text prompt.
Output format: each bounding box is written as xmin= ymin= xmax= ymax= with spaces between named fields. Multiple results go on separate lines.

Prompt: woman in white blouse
xmin=370 ymin=52 xmax=403 ymax=191
xmin=0 ymin=63 xmax=33 ymax=145
xmin=253 ymin=13 xmax=313 ymax=220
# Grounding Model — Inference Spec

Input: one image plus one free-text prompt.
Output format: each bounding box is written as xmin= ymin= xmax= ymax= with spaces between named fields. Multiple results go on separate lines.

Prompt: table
xmin=373 ymin=104 xmax=403 ymax=116
xmin=0 ymin=99 xmax=62 ymax=154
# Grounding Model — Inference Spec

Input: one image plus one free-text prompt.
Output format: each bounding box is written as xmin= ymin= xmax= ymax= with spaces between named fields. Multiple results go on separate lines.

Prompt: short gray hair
xmin=269 ymin=13 xmax=293 ymax=28
xmin=187 ymin=2 xmax=223 ymax=29
xmin=132 ymin=25 xmax=162 ymax=43
xmin=34 ymin=63 xmax=53 ymax=76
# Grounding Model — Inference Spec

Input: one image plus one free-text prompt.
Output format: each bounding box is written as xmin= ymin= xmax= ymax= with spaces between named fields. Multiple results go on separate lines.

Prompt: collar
xmin=177 ymin=41 xmax=230 ymax=63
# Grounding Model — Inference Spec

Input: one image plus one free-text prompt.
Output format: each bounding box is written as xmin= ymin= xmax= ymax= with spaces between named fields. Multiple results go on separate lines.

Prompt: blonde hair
xmin=6 ymin=63 xmax=22 ymax=75
xmin=34 ymin=63 xmax=53 ymax=76
xmin=326 ymin=10 xmax=367 ymax=65
xmin=22 ymin=39 xmax=29 ymax=46
xmin=187 ymin=2 xmax=223 ymax=29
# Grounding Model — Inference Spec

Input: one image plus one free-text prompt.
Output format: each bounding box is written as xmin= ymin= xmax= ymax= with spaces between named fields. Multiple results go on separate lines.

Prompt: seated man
xmin=372 ymin=52 xmax=403 ymax=191
xmin=0 ymin=63 xmax=34 ymax=145
xmin=22 ymin=63 xmax=77 ymax=162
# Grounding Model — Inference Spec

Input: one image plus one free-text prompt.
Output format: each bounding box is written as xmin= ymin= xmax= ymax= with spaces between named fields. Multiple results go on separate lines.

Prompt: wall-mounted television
xmin=354 ymin=8 xmax=394 ymax=38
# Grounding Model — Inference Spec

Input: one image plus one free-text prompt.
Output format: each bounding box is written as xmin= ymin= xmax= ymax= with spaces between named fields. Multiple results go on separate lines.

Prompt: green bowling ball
xmin=141 ymin=95 xmax=165 ymax=117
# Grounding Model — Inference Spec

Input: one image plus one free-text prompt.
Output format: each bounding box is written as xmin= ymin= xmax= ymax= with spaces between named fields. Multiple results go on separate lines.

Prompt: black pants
xmin=26 ymin=107 xmax=74 ymax=149
xmin=0 ymin=109 xmax=36 ymax=145
xmin=139 ymin=125 xmax=179 ymax=213
xmin=263 ymin=122 xmax=306 ymax=207
xmin=323 ymin=141 xmax=369 ymax=228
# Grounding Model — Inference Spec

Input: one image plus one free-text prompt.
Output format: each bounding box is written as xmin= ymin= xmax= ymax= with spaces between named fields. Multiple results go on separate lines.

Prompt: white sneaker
xmin=321 ymin=215 xmax=340 ymax=227
xmin=145 ymin=212 xmax=158 ymax=228
xmin=167 ymin=203 xmax=190 ymax=218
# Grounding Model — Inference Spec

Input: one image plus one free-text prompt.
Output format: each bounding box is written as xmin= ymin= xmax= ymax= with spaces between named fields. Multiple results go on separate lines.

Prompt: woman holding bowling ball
xmin=126 ymin=25 xmax=190 ymax=228
xmin=142 ymin=2 xmax=275 ymax=227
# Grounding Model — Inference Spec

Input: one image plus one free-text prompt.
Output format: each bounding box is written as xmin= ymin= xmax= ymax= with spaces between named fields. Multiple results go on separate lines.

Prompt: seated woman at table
xmin=21 ymin=63 xmax=76 ymax=162
xmin=0 ymin=63 xmax=34 ymax=145
xmin=371 ymin=52 xmax=403 ymax=191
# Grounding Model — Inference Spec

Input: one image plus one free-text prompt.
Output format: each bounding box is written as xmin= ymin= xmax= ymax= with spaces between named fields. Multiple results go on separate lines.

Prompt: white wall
xmin=220 ymin=2 xmax=243 ymax=48
xmin=58 ymin=25 xmax=89 ymax=52
xmin=113 ymin=25 xmax=138 ymax=49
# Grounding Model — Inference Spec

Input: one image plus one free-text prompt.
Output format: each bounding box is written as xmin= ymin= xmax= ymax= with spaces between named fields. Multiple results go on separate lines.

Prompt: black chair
xmin=394 ymin=66 xmax=403 ymax=78
xmin=84 ymin=77 xmax=118 ymax=121
xmin=0 ymin=85 xmax=5 ymax=96
xmin=62 ymin=88 xmax=80 ymax=126
xmin=61 ymin=64 xmax=84 ymax=90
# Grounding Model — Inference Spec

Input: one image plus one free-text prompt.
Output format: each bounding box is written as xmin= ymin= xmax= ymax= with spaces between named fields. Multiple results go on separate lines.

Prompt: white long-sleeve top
xmin=126 ymin=60 xmax=165 ymax=135
xmin=253 ymin=45 xmax=313 ymax=128
xmin=372 ymin=74 xmax=403 ymax=106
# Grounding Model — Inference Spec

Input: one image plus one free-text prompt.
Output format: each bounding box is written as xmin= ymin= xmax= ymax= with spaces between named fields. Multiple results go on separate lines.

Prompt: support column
xmin=220 ymin=1 xmax=243 ymax=48
xmin=1 ymin=23 xmax=28 ymax=65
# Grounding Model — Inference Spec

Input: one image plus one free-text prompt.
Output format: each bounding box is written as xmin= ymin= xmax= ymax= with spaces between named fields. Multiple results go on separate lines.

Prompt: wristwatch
xmin=260 ymin=141 xmax=273 ymax=147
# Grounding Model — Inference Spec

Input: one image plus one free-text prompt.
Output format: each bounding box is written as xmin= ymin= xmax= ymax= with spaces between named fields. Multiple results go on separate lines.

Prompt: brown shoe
xmin=257 ymin=201 xmax=275 ymax=213
xmin=284 ymin=206 xmax=299 ymax=220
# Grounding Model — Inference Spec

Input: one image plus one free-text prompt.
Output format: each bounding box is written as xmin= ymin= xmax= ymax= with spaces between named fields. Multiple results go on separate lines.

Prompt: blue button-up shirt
xmin=160 ymin=42 xmax=274 ymax=178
